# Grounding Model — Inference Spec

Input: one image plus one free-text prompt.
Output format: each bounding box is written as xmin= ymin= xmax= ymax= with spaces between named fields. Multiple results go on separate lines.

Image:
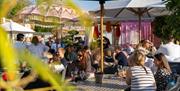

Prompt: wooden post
xmin=100 ymin=1 xmax=104 ymax=73
xmin=138 ymin=13 xmax=141 ymax=41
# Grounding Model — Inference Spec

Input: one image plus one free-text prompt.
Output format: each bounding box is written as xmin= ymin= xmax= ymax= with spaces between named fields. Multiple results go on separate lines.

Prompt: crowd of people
xmin=1 ymin=33 xmax=180 ymax=91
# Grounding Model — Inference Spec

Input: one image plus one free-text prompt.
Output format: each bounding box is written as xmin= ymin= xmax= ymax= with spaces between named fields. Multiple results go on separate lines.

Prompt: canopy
xmin=104 ymin=0 xmax=165 ymax=8
xmin=90 ymin=0 xmax=169 ymax=22
xmin=1 ymin=20 xmax=35 ymax=33
xmin=90 ymin=0 xmax=169 ymax=41
xmin=17 ymin=4 xmax=77 ymax=23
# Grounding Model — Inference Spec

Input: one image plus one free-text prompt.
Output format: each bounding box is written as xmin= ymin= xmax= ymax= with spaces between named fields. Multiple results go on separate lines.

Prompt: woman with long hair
xmin=76 ymin=49 xmax=87 ymax=71
xmin=126 ymin=49 xmax=156 ymax=91
xmin=154 ymin=53 xmax=172 ymax=91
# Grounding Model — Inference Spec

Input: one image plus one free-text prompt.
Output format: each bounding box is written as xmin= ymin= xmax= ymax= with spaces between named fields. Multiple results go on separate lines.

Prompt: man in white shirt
xmin=157 ymin=36 xmax=180 ymax=74
xmin=157 ymin=36 xmax=180 ymax=62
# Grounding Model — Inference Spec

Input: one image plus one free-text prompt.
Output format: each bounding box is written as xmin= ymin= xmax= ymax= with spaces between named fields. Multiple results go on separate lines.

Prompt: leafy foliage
xmin=34 ymin=26 xmax=53 ymax=32
xmin=7 ymin=0 xmax=31 ymax=18
xmin=62 ymin=30 xmax=79 ymax=46
xmin=0 ymin=0 xmax=17 ymax=18
xmin=166 ymin=0 xmax=180 ymax=15
xmin=68 ymin=29 xmax=79 ymax=35
xmin=153 ymin=0 xmax=180 ymax=41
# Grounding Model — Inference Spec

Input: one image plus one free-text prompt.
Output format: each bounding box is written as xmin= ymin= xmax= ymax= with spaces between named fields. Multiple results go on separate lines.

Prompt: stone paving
xmin=72 ymin=75 xmax=129 ymax=91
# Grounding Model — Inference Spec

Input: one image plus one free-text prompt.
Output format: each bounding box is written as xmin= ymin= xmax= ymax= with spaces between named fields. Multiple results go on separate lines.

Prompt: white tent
xmin=90 ymin=0 xmax=169 ymax=22
xmin=103 ymin=0 xmax=165 ymax=8
xmin=1 ymin=20 xmax=35 ymax=33
xmin=90 ymin=0 xmax=170 ymax=42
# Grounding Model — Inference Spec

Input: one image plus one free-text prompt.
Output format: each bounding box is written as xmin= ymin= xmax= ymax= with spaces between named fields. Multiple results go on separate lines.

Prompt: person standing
xmin=27 ymin=36 xmax=49 ymax=60
xmin=51 ymin=39 xmax=62 ymax=54
xmin=157 ymin=36 xmax=180 ymax=74
xmin=14 ymin=33 xmax=26 ymax=51
xmin=157 ymin=36 xmax=180 ymax=61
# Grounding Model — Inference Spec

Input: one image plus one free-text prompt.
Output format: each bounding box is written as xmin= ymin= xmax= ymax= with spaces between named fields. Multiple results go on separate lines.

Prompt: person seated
xmin=64 ymin=45 xmax=78 ymax=77
xmin=49 ymin=54 xmax=65 ymax=73
xmin=154 ymin=53 xmax=172 ymax=91
xmin=126 ymin=50 xmax=156 ymax=91
xmin=75 ymin=50 xmax=88 ymax=81
xmin=104 ymin=49 xmax=117 ymax=74
xmin=92 ymin=48 xmax=101 ymax=72
xmin=113 ymin=46 xmax=121 ymax=65
xmin=115 ymin=49 xmax=129 ymax=67
xmin=76 ymin=50 xmax=87 ymax=72
xmin=136 ymin=40 xmax=157 ymax=72
xmin=57 ymin=48 xmax=67 ymax=67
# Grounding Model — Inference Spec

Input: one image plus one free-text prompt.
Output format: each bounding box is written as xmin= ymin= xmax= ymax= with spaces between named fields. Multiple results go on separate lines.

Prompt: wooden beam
xmin=127 ymin=8 xmax=140 ymax=15
xmin=114 ymin=8 xmax=125 ymax=18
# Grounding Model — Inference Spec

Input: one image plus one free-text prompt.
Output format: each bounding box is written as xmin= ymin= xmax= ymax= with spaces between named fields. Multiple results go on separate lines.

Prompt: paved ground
xmin=72 ymin=75 xmax=129 ymax=91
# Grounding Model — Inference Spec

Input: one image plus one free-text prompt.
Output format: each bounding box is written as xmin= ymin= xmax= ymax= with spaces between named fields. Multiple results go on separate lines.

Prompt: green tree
xmin=153 ymin=0 xmax=180 ymax=41
xmin=7 ymin=0 xmax=31 ymax=18
xmin=62 ymin=30 xmax=79 ymax=46
xmin=34 ymin=26 xmax=53 ymax=32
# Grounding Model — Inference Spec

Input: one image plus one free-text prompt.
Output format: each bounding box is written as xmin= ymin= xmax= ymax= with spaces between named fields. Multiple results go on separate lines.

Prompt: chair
xmin=169 ymin=76 xmax=180 ymax=91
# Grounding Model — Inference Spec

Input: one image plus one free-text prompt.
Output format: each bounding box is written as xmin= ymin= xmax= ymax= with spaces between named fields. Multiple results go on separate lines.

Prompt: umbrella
xmin=1 ymin=20 xmax=35 ymax=37
xmin=17 ymin=3 xmax=78 ymax=39
xmin=90 ymin=0 xmax=169 ymax=41
xmin=17 ymin=4 xmax=77 ymax=23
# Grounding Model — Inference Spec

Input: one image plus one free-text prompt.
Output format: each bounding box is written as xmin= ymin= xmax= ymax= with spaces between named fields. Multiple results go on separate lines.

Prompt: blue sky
xmin=73 ymin=0 xmax=99 ymax=11
xmin=30 ymin=0 xmax=99 ymax=11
